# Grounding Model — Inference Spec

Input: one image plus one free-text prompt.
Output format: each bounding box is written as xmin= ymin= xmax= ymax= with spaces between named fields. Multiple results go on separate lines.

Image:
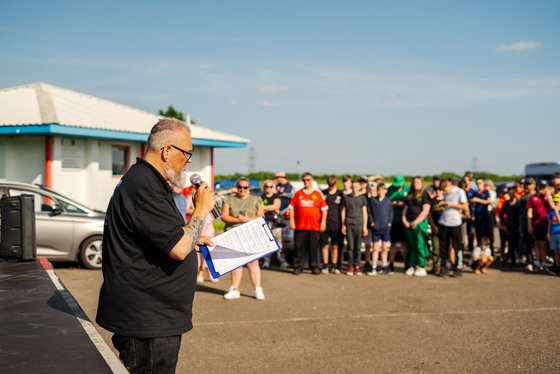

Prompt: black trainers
xmin=293 ymin=268 xmax=302 ymax=275
xmin=450 ymin=269 xmax=462 ymax=277
xmin=388 ymin=262 xmax=394 ymax=272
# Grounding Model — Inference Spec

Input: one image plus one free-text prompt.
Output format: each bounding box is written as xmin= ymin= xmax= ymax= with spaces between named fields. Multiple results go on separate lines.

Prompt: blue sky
xmin=1 ymin=0 xmax=559 ymax=176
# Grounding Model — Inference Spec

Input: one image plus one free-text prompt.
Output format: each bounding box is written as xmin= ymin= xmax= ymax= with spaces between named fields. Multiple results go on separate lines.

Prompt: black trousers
xmin=438 ymin=225 xmax=463 ymax=270
xmin=112 ymin=334 xmax=182 ymax=374
xmin=294 ymin=230 xmax=320 ymax=271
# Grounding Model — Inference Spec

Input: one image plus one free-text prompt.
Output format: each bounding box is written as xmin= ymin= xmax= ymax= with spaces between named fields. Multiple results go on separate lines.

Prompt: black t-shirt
xmin=96 ymin=158 xmax=197 ymax=338
xmin=322 ymin=188 xmax=344 ymax=228
xmin=404 ymin=192 xmax=431 ymax=222
xmin=261 ymin=192 xmax=280 ymax=222
xmin=342 ymin=194 xmax=367 ymax=226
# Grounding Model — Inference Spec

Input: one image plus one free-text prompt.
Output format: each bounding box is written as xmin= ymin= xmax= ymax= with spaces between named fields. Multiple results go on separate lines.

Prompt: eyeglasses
xmin=161 ymin=145 xmax=193 ymax=162
xmin=302 ymin=178 xmax=312 ymax=182
xmin=237 ymin=185 xmax=250 ymax=190
xmin=264 ymin=185 xmax=274 ymax=188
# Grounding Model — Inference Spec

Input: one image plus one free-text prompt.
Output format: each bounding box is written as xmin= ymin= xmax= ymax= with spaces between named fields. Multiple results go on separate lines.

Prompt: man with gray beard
xmin=96 ymin=118 xmax=215 ymax=374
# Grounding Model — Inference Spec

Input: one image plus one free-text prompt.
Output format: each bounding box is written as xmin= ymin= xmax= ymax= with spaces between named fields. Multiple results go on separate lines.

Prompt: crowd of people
xmin=180 ymin=170 xmax=560 ymax=300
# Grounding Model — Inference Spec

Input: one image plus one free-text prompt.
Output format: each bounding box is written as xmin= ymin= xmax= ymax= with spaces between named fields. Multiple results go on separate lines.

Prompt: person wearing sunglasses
xmin=221 ymin=177 xmax=266 ymax=300
xmin=97 ymin=118 xmax=216 ymax=374
xmin=468 ymin=237 xmax=494 ymax=274
xmin=288 ymin=172 xmax=328 ymax=275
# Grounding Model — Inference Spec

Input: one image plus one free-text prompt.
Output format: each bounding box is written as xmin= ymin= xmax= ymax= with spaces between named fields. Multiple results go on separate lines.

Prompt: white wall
xmin=0 ymin=136 xmax=44 ymax=184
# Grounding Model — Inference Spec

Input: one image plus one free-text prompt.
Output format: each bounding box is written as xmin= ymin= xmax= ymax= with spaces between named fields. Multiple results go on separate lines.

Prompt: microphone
xmin=190 ymin=174 xmax=221 ymax=219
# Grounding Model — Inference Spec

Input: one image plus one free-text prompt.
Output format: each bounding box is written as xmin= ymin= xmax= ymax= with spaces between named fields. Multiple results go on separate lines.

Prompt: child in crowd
xmin=341 ymin=179 xmax=368 ymax=275
xmin=547 ymin=193 xmax=560 ymax=273
xmin=469 ymin=237 xmax=494 ymax=274
xmin=500 ymin=187 xmax=521 ymax=265
xmin=367 ymin=183 xmax=393 ymax=275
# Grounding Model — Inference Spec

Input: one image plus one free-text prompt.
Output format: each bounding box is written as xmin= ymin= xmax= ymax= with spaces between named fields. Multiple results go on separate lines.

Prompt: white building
xmin=0 ymin=82 xmax=248 ymax=210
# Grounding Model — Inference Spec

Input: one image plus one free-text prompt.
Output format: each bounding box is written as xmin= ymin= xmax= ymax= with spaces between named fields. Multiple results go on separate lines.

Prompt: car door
xmin=7 ymin=188 xmax=75 ymax=261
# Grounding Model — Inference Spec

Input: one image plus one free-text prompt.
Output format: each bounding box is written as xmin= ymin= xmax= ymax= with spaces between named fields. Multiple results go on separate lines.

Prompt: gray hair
xmin=147 ymin=118 xmax=191 ymax=151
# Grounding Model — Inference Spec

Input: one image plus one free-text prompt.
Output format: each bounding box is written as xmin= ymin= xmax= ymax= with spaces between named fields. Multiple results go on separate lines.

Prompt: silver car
xmin=0 ymin=180 xmax=105 ymax=269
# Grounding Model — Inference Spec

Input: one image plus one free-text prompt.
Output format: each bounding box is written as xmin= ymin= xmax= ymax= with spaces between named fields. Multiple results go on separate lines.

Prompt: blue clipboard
xmin=199 ymin=217 xmax=281 ymax=278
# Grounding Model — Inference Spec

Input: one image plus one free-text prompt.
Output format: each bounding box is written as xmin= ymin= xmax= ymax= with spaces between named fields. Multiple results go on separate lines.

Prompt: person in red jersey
xmin=288 ymin=172 xmax=328 ymax=275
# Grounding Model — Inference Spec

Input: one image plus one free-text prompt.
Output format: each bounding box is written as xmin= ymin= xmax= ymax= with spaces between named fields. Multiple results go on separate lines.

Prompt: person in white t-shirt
xmin=438 ymin=179 xmax=469 ymax=277
xmin=469 ymin=237 xmax=494 ymax=274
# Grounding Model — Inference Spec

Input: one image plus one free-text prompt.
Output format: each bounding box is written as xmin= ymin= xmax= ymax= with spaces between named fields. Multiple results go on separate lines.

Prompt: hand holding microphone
xmin=190 ymin=174 xmax=221 ymax=219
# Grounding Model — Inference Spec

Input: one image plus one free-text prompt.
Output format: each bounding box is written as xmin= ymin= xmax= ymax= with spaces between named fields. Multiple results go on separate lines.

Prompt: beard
xmin=165 ymin=163 xmax=187 ymax=188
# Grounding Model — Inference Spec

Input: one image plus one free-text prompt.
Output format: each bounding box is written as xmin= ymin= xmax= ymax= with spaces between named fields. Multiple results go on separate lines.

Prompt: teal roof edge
xmin=0 ymin=124 xmax=247 ymax=148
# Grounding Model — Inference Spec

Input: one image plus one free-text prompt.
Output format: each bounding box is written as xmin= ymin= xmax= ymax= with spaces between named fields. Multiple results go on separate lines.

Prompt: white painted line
xmin=44 ymin=267 xmax=128 ymax=374
xmin=195 ymin=306 xmax=560 ymax=327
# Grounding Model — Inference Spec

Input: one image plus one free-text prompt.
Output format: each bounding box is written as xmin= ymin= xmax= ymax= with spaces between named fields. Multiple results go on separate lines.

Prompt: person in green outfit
xmin=387 ymin=174 xmax=410 ymax=274
xmin=402 ymin=176 xmax=432 ymax=277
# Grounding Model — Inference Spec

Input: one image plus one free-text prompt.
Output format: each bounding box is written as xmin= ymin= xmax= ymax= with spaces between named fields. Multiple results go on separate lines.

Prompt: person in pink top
xmin=186 ymin=191 xmax=218 ymax=283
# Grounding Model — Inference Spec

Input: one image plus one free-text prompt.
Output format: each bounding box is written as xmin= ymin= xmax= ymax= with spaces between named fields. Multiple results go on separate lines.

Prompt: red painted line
xmin=38 ymin=257 xmax=52 ymax=270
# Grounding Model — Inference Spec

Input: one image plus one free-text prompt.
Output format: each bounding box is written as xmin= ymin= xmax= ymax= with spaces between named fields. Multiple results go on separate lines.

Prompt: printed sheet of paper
xmin=206 ymin=216 xmax=280 ymax=276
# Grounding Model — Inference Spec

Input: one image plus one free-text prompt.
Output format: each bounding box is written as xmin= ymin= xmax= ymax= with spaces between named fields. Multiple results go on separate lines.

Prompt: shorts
xmin=372 ymin=233 xmax=391 ymax=242
xmin=550 ymin=233 xmax=560 ymax=250
xmin=320 ymin=227 xmax=342 ymax=247
xmin=390 ymin=221 xmax=406 ymax=243
xmin=533 ymin=226 xmax=548 ymax=242
xmin=470 ymin=260 xmax=480 ymax=270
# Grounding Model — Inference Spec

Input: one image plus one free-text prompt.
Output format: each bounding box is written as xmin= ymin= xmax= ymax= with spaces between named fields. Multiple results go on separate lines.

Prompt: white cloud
xmin=261 ymin=100 xmax=276 ymax=107
xmin=256 ymin=86 xmax=291 ymax=94
xmin=228 ymin=99 xmax=243 ymax=105
xmin=495 ymin=41 xmax=543 ymax=52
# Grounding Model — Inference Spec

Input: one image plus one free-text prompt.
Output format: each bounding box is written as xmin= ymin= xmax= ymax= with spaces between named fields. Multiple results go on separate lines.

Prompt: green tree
xmin=158 ymin=106 xmax=196 ymax=124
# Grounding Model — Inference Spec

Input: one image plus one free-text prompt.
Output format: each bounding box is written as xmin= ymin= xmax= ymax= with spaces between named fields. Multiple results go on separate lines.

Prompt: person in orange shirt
xmin=289 ymin=172 xmax=328 ymax=275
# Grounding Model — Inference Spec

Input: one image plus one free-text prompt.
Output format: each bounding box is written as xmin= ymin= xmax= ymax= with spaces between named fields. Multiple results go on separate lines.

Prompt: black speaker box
xmin=0 ymin=195 xmax=37 ymax=260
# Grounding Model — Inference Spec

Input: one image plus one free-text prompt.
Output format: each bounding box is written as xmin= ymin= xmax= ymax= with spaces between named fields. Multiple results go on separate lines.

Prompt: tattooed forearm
xmin=184 ymin=216 xmax=203 ymax=251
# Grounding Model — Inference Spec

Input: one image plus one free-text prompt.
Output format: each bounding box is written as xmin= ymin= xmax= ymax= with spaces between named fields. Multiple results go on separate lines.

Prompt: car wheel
xmin=79 ymin=236 xmax=103 ymax=270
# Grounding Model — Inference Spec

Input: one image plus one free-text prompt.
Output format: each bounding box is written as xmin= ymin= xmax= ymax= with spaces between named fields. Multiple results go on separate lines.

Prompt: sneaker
xmin=255 ymin=286 xmax=265 ymax=300
xmin=347 ymin=266 xmax=354 ymax=276
xmin=223 ymin=286 xmax=240 ymax=300
xmin=405 ymin=266 xmax=415 ymax=276
xmin=363 ymin=263 xmax=373 ymax=273
xmin=450 ymin=269 xmax=462 ymax=277
xmin=293 ymin=268 xmax=302 ymax=275
xmin=321 ymin=266 xmax=329 ymax=275
xmin=355 ymin=267 xmax=363 ymax=276
xmin=311 ymin=268 xmax=321 ymax=275
xmin=197 ymin=275 xmax=204 ymax=283
xmin=388 ymin=262 xmax=394 ymax=272
xmin=366 ymin=268 xmax=378 ymax=276
xmin=333 ymin=268 xmax=342 ymax=275
xmin=280 ymin=261 xmax=290 ymax=269
xmin=525 ymin=264 xmax=534 ymax=272
xmin=384 ymin=266 xmax=393 ymax=276
xmin=414 ymin=267 xmax=427 ymax=277
xmin=209 ymin=276 xmax=219 ymax=283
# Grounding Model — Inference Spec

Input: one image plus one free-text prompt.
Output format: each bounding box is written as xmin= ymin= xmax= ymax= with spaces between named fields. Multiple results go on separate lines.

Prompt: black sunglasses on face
xmin=161 ymin=145 xmax=193 ymax=162
xmin=237 ymin=185 xmax=250 ymax=189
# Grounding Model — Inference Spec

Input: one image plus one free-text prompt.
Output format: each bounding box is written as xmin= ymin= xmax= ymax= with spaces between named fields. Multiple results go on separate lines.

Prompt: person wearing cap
xmin=387 ymin=174 xmax=410 ymax=273
xmin=527 ymin=180 xmax=553 ymax=273
xmin=519 ymin=178 xmax=536 ymax=271
xmin=274 ymin=171 xmax=293 ymax=197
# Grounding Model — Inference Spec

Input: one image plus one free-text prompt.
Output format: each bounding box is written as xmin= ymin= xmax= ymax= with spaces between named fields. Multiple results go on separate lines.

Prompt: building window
xmin=112 ymin=146 xmax=129 ymax=176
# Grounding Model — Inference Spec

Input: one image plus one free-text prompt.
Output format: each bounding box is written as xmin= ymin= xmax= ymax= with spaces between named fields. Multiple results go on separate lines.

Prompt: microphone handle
xmin=211 ymin=204 xmax=221 ymax=219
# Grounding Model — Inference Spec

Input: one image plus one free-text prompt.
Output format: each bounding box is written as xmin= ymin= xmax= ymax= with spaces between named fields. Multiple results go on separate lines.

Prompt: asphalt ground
xmin=55 ymin=261 xmax=560 ymax=374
